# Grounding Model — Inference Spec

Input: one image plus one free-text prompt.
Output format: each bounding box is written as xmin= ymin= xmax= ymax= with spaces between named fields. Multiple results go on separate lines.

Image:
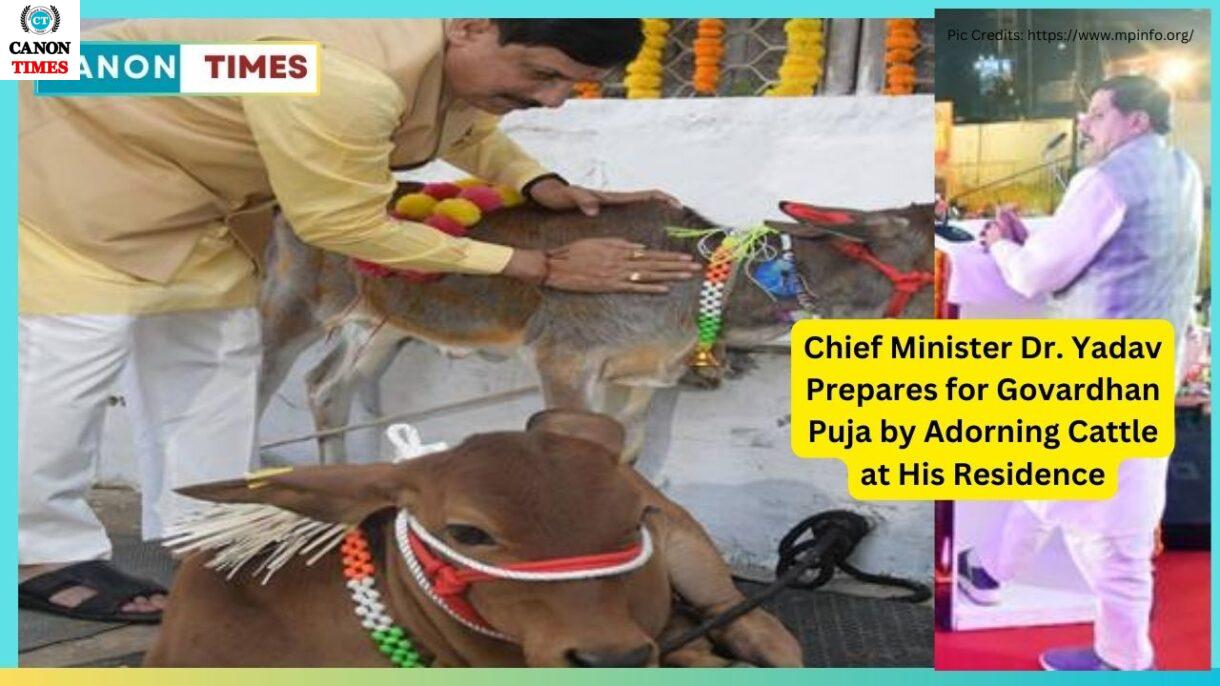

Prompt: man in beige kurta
xmin=18 ymin=19 xmax=698 ymax=621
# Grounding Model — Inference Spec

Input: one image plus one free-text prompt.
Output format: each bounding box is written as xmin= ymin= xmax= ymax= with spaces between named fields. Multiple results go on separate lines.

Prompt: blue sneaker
xmin=1039 ymin=647 xmax=1116 ymax=671
xmin=957 ymin=548 xmax=1001 ymax=605
xmin=1039 ymin=646 xmax=1154 ymax=671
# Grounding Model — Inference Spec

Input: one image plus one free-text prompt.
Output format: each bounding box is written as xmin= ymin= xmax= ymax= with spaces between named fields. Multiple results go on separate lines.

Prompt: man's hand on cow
xmin=546 ymin=239 xmax=701 ymax=293
xmin=527 ymin=177 xmax=682 ymax=217
xmin=502 ymin=239 xmax=700 ymax=293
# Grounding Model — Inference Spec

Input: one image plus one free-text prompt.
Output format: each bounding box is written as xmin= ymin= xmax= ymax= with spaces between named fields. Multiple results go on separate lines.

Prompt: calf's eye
xmin=444 ymin=524 xmax=496 ymax=547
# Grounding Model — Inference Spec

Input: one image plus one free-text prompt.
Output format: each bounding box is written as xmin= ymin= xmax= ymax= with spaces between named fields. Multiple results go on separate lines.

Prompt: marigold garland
xmin=884 ymin=19 xmax=919 ymax=95
xmin=765 ymin=19 xmax=825 ymax=97
xmin=693 ymin=19 xmax=725 ymax=95
xmin=624 ymin=19 xmax=669 ymax=99
xmin=573 ymin=81 xmax=601 ymax=99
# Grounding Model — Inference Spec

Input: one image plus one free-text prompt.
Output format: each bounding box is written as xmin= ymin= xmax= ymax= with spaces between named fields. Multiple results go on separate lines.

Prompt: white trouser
xmin=18 ymin=309 xmax=260 ymax=564
xmin=974 ymin=502 xmax=1156 ymax=670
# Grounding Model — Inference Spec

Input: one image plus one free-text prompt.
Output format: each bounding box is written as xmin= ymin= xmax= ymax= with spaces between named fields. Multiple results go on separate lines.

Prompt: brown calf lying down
xmin=258 ymin=193 xmax=933 ymax=462
xmin=146 ymin=410 xmax=802 ymax=667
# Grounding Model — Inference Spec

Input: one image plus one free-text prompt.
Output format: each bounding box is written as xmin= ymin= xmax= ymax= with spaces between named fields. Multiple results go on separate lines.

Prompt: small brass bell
xmin=690 ymin=348 xmax=720 ymax=368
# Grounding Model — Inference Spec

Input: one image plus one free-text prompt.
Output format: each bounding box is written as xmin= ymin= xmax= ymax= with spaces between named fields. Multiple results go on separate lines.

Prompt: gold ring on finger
xmin=628 ymin=271 xmax=642 ymax=283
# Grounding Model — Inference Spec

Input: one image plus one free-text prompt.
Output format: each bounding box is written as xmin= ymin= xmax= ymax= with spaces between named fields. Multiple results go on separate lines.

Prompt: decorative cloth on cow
xmin=18 ymin=308 xmax=260 ymax=562
xmin=978 ymin=132 xmax=1203 ymax=671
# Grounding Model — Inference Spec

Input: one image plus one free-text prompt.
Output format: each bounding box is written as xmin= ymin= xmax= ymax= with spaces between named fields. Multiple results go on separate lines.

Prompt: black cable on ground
xmin=777 ymin=511 xmax=932 ymax=603
xmin=657 ymin=509 xmax=931 ymax=657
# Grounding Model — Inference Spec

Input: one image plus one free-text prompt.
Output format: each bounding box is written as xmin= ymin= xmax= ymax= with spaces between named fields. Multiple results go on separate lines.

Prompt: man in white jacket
xmin=958 ymin=75 xmax=1203 ymax=671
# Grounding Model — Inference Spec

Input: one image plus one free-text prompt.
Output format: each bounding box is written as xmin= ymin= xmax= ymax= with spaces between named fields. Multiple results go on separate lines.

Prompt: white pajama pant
xmin=975 ymin=502 xmax=1157 ymax=670
xmin=18 ymin=308 xmax=260 ymax=564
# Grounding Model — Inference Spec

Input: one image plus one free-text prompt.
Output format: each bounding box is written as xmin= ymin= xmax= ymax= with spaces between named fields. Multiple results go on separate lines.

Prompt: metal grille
xmin=595 ymin=18 xmax=934 ymax=98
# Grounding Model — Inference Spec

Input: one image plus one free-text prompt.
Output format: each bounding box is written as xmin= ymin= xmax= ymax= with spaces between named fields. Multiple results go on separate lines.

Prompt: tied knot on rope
xmin=410 ymin=532 xmax=476 ymax=597
xmin=431 ymin=565 xmax=473 ymax=598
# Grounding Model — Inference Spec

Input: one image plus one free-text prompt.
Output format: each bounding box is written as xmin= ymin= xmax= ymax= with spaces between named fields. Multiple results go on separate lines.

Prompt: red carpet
xmin=935 ymin=551 xmax=1210 ymax=670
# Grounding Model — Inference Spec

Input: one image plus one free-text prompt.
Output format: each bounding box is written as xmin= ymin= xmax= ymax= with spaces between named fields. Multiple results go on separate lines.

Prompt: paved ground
xmin=19 ymin=487 xmax=932 ymax=667
xmin=19 ymin=488 xmax=160 ymax=667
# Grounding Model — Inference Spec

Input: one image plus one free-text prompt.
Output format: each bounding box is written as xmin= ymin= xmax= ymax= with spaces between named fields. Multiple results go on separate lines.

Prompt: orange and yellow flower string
xmin=625 ymin=18 xmax=669 ymax=99
xmin=693 ymin=19 xmax=725 ymax=95
xmin=573 ymin=81 xmax=601 ymax=98
xmin=884 ymin=19 xmax=919 ymax=95
xmin=765 ymin=19 xmax=825 ymax=97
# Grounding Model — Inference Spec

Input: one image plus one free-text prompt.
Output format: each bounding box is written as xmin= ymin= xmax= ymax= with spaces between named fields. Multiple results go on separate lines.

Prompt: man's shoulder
xmin=1100 ymin=135 xmax=1200 ymax=186
xmin=1169 ymin=146 xmax=1204 ymax=185
xmin=1064 ymin=164 xmax=1117 ymax=202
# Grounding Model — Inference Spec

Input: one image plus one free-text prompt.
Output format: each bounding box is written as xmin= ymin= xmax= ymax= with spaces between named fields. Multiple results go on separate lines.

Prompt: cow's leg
xmin=658 ymin=608 xmax=736 ymax=667
xmin=633 ymin=472 xmax=803 ymax=667
xmin=304 ymin=322 xmax=406 ymax=464
xmin=533 ymin=344 xmax=602 ymax=411
xmin=597 ymin=384 xmax=657 ymax=464
xmin=257 ymin=295 xmax=323 ymax=418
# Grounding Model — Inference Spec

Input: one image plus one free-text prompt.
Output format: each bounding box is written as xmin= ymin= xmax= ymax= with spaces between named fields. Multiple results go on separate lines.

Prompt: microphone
xmin=1043 ymin=132 xmax=1068 ymax=154
xmin=949 ymin=152 xmax=1073 ymax=202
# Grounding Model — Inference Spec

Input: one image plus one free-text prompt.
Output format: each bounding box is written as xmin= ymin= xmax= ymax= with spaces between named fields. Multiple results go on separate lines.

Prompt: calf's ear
xmin=176 ymin=459 xmax=434 ymax=525
xmin=526 ymin=409 xmax=625 ymax=459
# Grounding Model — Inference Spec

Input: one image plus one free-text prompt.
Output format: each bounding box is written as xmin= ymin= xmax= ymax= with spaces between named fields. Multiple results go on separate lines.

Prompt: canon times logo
xmin=21 ymin=5 xmax=60 ymax=34
xmin=13 ymin=5 xmax=67 ymax=73
xmin=4 ymin=0 xmax=78 ymax=80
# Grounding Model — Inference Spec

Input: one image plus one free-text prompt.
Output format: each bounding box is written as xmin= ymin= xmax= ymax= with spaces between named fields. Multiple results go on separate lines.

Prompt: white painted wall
xmin=100 ymin=95 xmax=934 ymax=580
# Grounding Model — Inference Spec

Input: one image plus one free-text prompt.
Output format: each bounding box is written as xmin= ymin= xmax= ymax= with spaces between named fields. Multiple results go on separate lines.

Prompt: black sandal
xmin=18 ymin=560 xmax=167 ymax=624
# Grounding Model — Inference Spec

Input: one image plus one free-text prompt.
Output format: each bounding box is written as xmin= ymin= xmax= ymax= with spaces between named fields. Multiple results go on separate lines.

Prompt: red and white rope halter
xmin=393 ymin=509 xmax=654 ymax=642
xmin=779 ymin=200 xmax=934 ymax=319
xmin=833 ymin=240 xmax=935 ymax=318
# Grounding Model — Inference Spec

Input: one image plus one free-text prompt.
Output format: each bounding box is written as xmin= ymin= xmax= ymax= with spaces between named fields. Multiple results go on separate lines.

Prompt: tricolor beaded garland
xmin=693 ymin=242 xmax=735 ymax=366
xmin=342 ymin=529 xmax=425 ymax=668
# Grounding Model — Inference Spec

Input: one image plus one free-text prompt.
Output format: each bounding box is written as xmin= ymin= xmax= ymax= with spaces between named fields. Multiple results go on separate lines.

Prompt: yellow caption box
xmin=789 ymin=319 xmax=1176 ymax=500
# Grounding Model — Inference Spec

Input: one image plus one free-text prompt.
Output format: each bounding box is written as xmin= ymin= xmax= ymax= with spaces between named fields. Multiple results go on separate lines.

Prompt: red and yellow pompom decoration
xmin=624 ymin=19 xmax=669 ymax=99
xmin=354 ymin=179 xmax=525 ymax=283
xmin=573 ymin=81 xmax=602 ymax=99
xmin=693 ymin=19 xmax=725 ymax=95
xmin=884 ymin=19 xmax=919 ymax=95
xmin=765 ymin=19 xmax=825 ymax=97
